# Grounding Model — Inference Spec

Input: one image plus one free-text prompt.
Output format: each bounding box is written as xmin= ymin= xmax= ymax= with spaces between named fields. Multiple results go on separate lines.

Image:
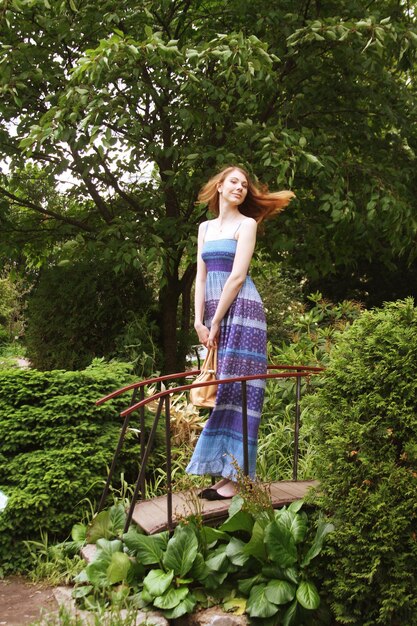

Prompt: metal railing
xmin=95 ymin=364 xmax=324 ymax=532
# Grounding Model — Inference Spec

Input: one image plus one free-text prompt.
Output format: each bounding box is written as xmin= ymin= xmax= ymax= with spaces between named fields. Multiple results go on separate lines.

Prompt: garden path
xmin=0 ymin=577 xmax=57 ymax=626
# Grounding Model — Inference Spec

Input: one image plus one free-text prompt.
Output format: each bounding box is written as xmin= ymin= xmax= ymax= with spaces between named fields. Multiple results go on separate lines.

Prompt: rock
xmin=53 ymin=586 xmax=169 ymax=626
xmin=174 ymin=606 xmax=249 ymax=626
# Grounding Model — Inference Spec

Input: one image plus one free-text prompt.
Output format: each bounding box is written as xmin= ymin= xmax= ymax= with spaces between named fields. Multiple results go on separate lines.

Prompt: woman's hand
xmin=207 ymin=320 xmax=220 ymax=348
xmin=194 ymin=321 xmax=210 ymax=347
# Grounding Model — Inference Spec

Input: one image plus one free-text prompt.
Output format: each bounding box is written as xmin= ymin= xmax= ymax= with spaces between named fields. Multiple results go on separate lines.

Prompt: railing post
xmin=139 ymin=386 xmax=145 ymax=498
xmin=124 ymin=396 xmax=164 ymax=533
xmin=97 ymin=387 xmax=138 ymax=513
xmin=241 ymin=380 xmax=249 ymax=476
xmin=293 ymin=372 xmax=302 ymax=481
xmin=165 ymin=395 xmax=173 ymax=531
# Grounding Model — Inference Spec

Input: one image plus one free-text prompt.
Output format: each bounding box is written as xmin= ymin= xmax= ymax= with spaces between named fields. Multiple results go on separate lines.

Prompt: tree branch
xmin=0 ymin=186 xmax=95 ymax=232
xmin=92 ymin=145 xmax=142 ymax=212
xmin=70 ymin=146 xmax=114 ymax=223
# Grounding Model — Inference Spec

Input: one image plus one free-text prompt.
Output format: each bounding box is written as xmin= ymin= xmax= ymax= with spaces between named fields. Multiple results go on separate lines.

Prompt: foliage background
xmin=1 ymin=0 xmax=417 ymax=371
xmin=306 ymin=299 xmax=417 ymax=625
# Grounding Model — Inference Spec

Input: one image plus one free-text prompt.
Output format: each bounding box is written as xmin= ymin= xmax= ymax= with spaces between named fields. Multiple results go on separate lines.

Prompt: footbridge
xmin=95 ymin=363 xmax=323 ymax=535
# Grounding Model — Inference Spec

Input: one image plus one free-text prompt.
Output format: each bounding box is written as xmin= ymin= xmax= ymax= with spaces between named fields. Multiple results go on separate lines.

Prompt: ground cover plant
xmin=0 ymin=359 xmax=165 ymax=576
xmin=69 ymin=492 xmax=333 ymax=626
xmin=306 ymin=298 xmax=417 ymax=624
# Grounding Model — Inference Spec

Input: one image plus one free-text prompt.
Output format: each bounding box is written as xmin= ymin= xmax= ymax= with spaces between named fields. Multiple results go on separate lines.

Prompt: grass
xmin=0 ymin=340 xmax=27 ymax=369
xmin=31 ymin=605 xmax=161 ymax=626
xmin=24 ymin=531 xmax=85 ymax=587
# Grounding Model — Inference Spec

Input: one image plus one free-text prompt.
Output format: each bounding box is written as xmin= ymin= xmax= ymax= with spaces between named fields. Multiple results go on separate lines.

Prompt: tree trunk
xmin=158 ymin=278 xmax=182 ymax=374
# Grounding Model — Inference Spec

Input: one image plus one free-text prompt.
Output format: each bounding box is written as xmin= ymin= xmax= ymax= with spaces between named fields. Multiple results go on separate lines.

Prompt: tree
xmin=1 ymin=0 xmax=417 ymax=370
xmin=24 ymin=251 xmax=153 ymax=371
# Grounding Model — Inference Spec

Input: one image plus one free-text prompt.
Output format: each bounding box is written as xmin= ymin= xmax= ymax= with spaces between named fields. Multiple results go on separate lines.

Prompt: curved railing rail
xmin=96 ymin=364 xmax=324 ymax=532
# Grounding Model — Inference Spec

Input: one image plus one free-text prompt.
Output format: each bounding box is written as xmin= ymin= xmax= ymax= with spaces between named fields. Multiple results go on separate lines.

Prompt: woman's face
xmin=218 ymin=169 xmax=248 ymax=206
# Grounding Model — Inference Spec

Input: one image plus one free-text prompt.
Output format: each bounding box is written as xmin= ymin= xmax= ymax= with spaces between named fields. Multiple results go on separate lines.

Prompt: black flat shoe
xmin=201 ymin=488 xmax=232 ymax=501
xmin=198 ymin=488 xmax=216 ymax=499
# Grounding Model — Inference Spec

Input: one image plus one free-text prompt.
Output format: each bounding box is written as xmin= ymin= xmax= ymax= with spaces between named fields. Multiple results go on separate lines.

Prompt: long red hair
xmin=197 ymin=165 xmax=295 ymax=224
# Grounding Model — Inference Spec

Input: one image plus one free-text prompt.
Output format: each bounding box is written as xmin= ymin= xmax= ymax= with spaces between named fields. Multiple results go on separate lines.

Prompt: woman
xmin=186 ymin=165 xmax=295 ymax=500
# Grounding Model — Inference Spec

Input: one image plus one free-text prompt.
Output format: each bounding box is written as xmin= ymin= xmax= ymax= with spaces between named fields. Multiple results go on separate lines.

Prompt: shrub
xmin=251 ymin=257 xmax=304 ymax=347
xmin=307 ymin=298 xmax=417 ymax=624
xmin=24 ymin=256 xmax=153 ymax=371
xmin=0 ymin=275 xmax=24 ymax=343
xmin=0 ymin=360 xmax=163 ymax=575
xmin=257 ymin=294 xmax=363 ymax=483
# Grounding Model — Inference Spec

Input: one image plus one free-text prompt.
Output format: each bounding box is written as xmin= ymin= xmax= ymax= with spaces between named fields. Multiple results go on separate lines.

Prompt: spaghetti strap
xmin=233 ymin=220 xmax=244 ymax=238
xmin=203 ymin=221 xmax=210 ymax=242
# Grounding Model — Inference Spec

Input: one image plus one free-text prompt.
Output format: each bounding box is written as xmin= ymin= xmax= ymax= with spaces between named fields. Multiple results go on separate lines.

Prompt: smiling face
xmin=218 ymin=168 xmax=248 ymax=206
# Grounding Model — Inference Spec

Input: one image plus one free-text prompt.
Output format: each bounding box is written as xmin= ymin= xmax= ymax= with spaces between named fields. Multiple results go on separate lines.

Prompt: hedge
xmin=0 ymin=360 xmax=163 ymax=574
xmin=307 ymin=298 xmax=417 ymax=625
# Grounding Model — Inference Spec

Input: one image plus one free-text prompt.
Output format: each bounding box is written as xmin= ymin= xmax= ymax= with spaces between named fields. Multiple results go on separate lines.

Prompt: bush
xmin=307 ymin=298 xmax=417 ymax=624
xmin=251 ymin=257 xmax=304 ymax=347
xmin=0 ymin=275 xmax=23 ymax=343
xmin=0 ymin=359 xmax=163 ymax=575
xmin=24 ymin=256 xmax=153 ymax=371
xmin=257 ymin=294 xmax=363 ymax=483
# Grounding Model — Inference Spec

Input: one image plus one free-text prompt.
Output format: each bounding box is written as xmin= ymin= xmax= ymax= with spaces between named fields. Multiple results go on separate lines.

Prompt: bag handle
xmin=203 ymin=344 xmax=217 ymax=374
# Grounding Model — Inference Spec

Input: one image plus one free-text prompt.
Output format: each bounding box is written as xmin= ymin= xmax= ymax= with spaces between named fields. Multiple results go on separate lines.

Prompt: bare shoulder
xmin=239 ymin=217 xmax=257 ymax=234
xmin=198 ymin=220 xmax=209 ymax=235
xmin=241 ymin=216 xmax=257 ymax=227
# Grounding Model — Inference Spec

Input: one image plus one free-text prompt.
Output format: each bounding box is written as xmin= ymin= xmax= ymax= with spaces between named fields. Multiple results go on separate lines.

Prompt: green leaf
xmin=153 ymin=586 xmax=189 ymax=609
xmin=282 ymin=599 xmax=299 ymax=626
xmin=205 ymin=545 xmax=229 ymax=572
xmin=265 ymin=521 xmax=298 ymax=568
xmin=72 ymin=585 xmax=93 ymax=598
xmin=227 ymin=495 xmax=244 ymax=516
xmin=296 ymin=581 xmax=320 ymax=610
xmin=84 ymin=539 xmax=124 ymax=587
xmin=123 ymin=528 xmax=168 ymax=565
xmin=86 ymin=510 xmax=113 ymax=543
xmin=246 ymin=584 xmax=280 ymax=618
xmin=304 ymin=153 xmax=323 ymax=167
xmin=219 ymin=509 xmax=254 ymax=534
xmin=127 ymin=559 xmax=145 ymax=584
xmin=188 ymin=552 xmax=209 ymax=582
xmin=278 ymin=510 xmax=307 ymax=544
xmin=237 ymin=574 xmax=265 ymax=595
xmin=95 ymin=538 xmax=123 ymax=555
xmin=288 ymin=500 xmax=304 ymax=514
xmin=163 ymin=594 xmax=196 ymax=619
xmin=243 ymin=519 xmax=267 ymax=560
xmin=203 ymin=569 xmax=228 ymax=590
xmin=200 ymin=526 xmax=229 ymax=546
xmin=131 ymin=589 xmax=152 ymax=608
xmin=71 ymin=523 xmax=87 ymax=542
xmin=163 ymin=525 xmax=198 ymax=577
xmin=109 ymin=503 xmax=126 ymax=533
xmin=265 ymin=579 xmax=296 ymax=605
xmin=301 ymin=520 xmax=334 ymax=567
xmin=223 ymin=597 xmax=246 ymax=615
xmin=143 ymin=569 xmax=174 ymax=598
xmin=106 ymin=551 xmax=131 ymax=584
xmin=225 ymin=537 xmax=250 ymax=566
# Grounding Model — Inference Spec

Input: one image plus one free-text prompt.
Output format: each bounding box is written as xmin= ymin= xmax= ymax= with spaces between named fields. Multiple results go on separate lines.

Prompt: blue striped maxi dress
xmin=186 ymin=238 xmax=267 ymax=480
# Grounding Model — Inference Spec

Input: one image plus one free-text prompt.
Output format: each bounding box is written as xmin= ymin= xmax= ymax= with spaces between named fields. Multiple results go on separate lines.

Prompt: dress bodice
xmin=202 ymin=239 xmax=238 ymax=275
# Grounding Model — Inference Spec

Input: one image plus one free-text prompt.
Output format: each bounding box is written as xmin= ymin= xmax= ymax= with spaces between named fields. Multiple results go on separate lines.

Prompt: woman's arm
xmin=208 ymin=218 xmax=257 ymax=347
xmin=194 ymin=222 xmax=210 ymax=346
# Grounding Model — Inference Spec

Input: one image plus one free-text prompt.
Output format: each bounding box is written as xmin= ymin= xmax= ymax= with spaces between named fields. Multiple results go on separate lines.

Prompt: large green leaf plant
xmin=72 ymin=498 xmax=333 ymax=624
